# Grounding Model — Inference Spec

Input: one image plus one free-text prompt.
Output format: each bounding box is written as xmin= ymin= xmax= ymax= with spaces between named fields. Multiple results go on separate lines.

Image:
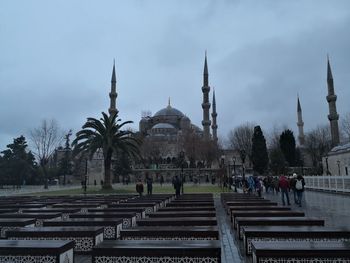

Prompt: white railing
xmin=0 ymin=184 xmax=81 ymax=196
xmin=304 ymin=175 xmax=350 ymax=193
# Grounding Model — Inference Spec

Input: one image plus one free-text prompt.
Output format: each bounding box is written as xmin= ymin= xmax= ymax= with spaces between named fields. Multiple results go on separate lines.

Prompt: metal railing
xmin=304 ymin=175 xmax=350 ymax=193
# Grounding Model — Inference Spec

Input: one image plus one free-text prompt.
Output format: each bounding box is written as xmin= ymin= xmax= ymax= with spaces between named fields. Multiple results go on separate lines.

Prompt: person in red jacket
xmin=278 ymin=174 xmax=290 ymax=206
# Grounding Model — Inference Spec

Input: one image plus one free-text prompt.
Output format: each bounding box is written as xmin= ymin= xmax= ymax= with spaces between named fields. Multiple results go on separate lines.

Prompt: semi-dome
xmin=154 ymin=105 xmax=184 ymax=118
xmin=152 ymin=123 xmax=176 ymax=129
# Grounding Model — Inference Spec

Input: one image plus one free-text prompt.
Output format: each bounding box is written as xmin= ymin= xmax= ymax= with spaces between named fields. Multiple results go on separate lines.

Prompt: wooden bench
xmin=0 ymin=208 xmax=17 ymax=214
xmin=0 ymin=213 xmax=62 ymax=227
xmin=92 ymin=240 xmax=221 ymax=263
xmin=231 ymin=210 xmax=305 ymax=229
xmin=52 ymin=203 xmax=101 ymax=213
xmin=159 ymin=206 xmax=216 ymax=212
xmin=0 ymin=240 xmax=74 ymax=263
xmin=121 ymin=226 xmax=219 ymax=240
xmin=251 ymin=240 xmax=350 ymax=263
xmin=69 ymin=212 xmax=137 ymax=228
xmin=148 ymin=211 xmax=216 ymax=218
xmin=88 ymin=208 xmax=146 ymax=219
xmin=21 ymin=208 xmax=81 ymax=220
xmin=108 ymin=203 xmax=157 ymax=214
xmin=6 ymin=226 xmax=104 ymax=253
xmin=0 ymin=218 xmax=36 ymax=238
xmin=228 ymin=206 xmax=291 ymax=221
xmin=137 ymin=217 xmax=217 ymax=226
xmin=235 ymin=217 xmax=325 ymax=239
xmin=166 ymin=202 xmax=214 ymax=207
xmin=243 ymin=226 xmax=350 ymax=255
xmin=43 ymin=218 xmax=123 ymax=240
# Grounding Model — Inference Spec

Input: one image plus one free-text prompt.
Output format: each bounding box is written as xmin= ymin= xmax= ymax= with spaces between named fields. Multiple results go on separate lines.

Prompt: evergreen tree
xmin=59 ymin=130 xmax=73 ymax=185
xmin=279 ymin=129 xmax=296 ymax=166
xmin=269 ymin=147 xmax=286 ymax=175
xmin=251 ymin=126 xmax=269 ymax=175
xmin=0 ymin=136 xmax=37 ymax=186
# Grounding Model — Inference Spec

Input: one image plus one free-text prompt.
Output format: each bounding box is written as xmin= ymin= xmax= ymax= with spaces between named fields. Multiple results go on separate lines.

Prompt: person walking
xmin=255 ymin=177 xmax=263 ymax=197
xmin=290 ymin=173 xmax=298 ymax=204
xmin=295 ymin=174 xmax=306 ymax=207
xmin=136 ymin=179 xmax=144 ymax=197
xmin=173 ymin=175 xmax=181 ymax=197
xmin=160 ymin=175 xmax=164 ymax=187
xmin=146 ymin=176 xmax=153 ymax=195
xmin=247 ymin=176 xmax=255 ymax=195
xmin=278 ymin=174 xmax=291 ymax=206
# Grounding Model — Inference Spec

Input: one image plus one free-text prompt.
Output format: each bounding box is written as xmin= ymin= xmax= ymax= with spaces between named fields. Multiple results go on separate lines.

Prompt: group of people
xmin=136 ymin=174 xmax=153 ymax=197
xmin=135 ymin=173 xmax=181 ymax=197
xmin=241 ymin=173 xmax=306 ymax=207
xmin=278 ymin=173 xmax=306 ymax=207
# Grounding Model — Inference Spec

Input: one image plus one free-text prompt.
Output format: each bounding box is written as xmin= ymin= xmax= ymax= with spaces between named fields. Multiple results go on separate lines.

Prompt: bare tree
xmin=30 ymin=119 xmax=64 ymax=188
xmin=228 ymin=122 xmax=255 ymax=165
xmin=304 ymin=124 xmax=332 ymax=173
xmin=341 ymin=112 xmax=350 ymax=142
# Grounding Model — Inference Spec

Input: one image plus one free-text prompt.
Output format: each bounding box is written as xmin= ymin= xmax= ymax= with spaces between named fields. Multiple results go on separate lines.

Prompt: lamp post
xmin=232 ymin=157 xmax=237 ymax=192
xmin=84 ymin=158 xmax=88 ymax=196
xmin=221 ymin=155 xmax=225 ymax=189
xmin=180 ymin=151 xmax=185 ymax=194
xmin=240 ymin=150 xmax=246 ymax=181
xmin=325 ymin=155 xmax=330 ymax=175
xmin=337 ymin=160 xmax=341 ymax=176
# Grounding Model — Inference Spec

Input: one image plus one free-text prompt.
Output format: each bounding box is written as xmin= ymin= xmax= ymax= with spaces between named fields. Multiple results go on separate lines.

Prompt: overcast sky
xmin=1 ymin=0 xmax=350 ymax=150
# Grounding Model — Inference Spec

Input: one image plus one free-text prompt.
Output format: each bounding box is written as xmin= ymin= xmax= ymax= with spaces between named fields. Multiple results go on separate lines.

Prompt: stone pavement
xmin=263 ymin=189 xmax=350 ymax=228
xmin=214 ymin=197 xmax=243 ymax=263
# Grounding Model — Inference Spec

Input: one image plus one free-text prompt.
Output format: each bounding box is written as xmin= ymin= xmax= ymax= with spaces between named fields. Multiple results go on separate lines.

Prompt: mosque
xmin=86 ymin=54 xmax=219 ymax=184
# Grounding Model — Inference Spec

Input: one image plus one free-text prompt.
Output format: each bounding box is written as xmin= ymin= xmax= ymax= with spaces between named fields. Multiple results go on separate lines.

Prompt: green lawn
xmin=24 ymin=183 xmax=229 ymax=196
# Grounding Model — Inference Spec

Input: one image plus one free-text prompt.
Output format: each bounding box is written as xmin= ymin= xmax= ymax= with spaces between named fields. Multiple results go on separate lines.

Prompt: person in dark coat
xmin=173 ymin=175 xmax=181 ymax=197
xmin=146 ymin=176 xmax=153 ymax=195
xmin=136 ymin=179 xmax=144 ymax=197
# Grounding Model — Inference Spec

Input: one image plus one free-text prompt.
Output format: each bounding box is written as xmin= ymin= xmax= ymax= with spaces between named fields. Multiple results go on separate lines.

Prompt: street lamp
xmin=337 ymin=160 xmax=341 ymax=176
xmin=232 ymin=157 xmax=237 ymax=192
xmin=221 ymin=155 xmax=226 ymax=189
xmin=240 ymin=150 xmax=246 ymax=180
xmin=180 ymin=151 xmax=185 ymax=194
xmin=84 ymin=158 xmax=88 ymax=196
xmin=325 ymin=155 xmax=330 ymax=175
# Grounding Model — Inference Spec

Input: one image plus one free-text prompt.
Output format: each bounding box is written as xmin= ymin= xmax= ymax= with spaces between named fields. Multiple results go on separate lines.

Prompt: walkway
xmin=264 ymin=190 xmax=350 ymax=228
xmin=214 ymin=197 xmax=243 ymax=263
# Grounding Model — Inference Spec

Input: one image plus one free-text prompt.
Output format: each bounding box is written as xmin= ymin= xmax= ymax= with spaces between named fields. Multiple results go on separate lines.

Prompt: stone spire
xmin=211 ymin=89 xmax=218 ymax=143
xmin=296 ymin=95 xmax=305 ymax=146
xmin=201 ymin=52 xmax=211 ymax=140
xmin=326 ymin=55 xmax=340 ymax=146
xmin=108 ymin=60 xmax=118 ymax=116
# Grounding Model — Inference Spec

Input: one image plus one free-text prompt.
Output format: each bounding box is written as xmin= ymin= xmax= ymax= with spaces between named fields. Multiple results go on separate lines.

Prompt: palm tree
xmin=72 ymin=112 xmax=140 ymax=189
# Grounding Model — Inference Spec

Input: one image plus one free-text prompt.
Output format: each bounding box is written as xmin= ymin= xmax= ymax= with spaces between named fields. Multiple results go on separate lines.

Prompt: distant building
xmin=323 ymin=143 xmax=350 ymax=176
xmin=87 ymin=54 xmax=219 ymax=184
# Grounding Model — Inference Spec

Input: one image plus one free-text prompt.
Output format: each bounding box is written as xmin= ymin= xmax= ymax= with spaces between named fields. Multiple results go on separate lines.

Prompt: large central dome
xmin=153 ymin=105 xmax=184 ymax=118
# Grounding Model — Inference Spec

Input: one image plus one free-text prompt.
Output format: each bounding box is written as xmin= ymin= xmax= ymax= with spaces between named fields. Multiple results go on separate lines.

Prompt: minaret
xmin=108 ymin=60 xmax=118 ymax=116
xmin=201 ymin=52 xmax=211 ymax=140
xmin=211 ymin=89 xmax=218 ymax=143
xmin=326 ymin=56 xmax=340 ymax=146
xmin=297 ymin=96 xmax=305 ymax=146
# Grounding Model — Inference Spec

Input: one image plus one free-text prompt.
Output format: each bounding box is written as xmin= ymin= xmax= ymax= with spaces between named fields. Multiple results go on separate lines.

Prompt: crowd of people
xmin=239 ymin=173 xmax=306 ymax=207
xmin=135 ymin=171 xmax=306 ymax=207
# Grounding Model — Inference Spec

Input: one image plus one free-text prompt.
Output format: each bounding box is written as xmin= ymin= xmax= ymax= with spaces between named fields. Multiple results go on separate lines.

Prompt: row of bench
xmin=93 ymin=193 xmax=221 ymax=262
xmin=0 ymin=193 xmax=222 ymax=262
xmin=0 ymin=194 xmax=172 ymax=262
xmin=221 ymin=192 xmax=350 ymax=262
